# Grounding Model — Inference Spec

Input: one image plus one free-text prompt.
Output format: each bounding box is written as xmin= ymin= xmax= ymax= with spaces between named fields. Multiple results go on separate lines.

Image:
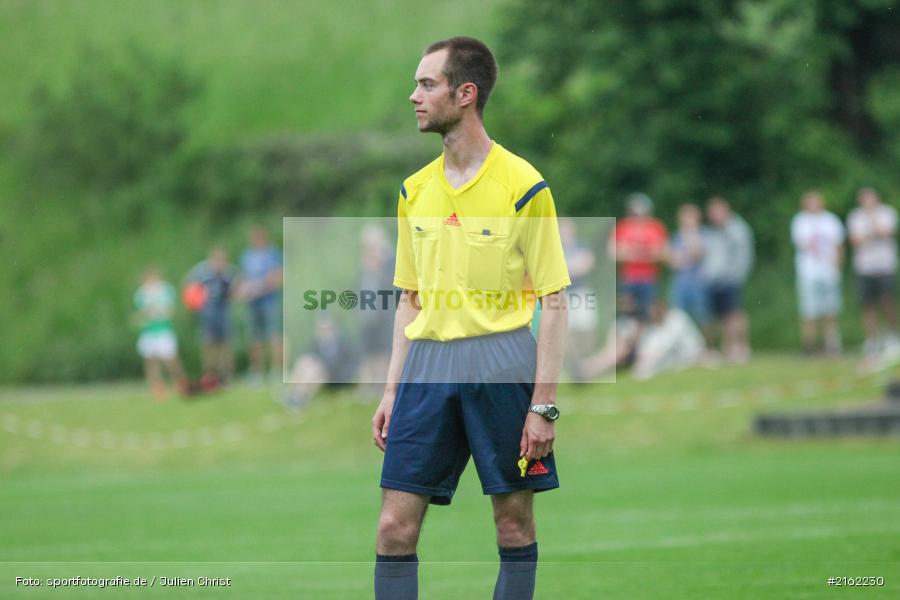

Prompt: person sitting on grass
xmin=572 ymin=292 xmax=642 ymax=381
xmin=284 ymin=315 xmax=359 ymax=410
xmin=134 ymin=266 xmax=187 ymax=400
xmin=632 ymin=298 xmax=706 ymax=380
xmin=574 ymin=295 xmax=705 ymax=381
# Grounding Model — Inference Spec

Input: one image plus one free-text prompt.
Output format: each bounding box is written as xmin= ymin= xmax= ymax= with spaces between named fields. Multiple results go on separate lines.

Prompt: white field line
xmin=0 ymin=373 xmax=876 ymax=450
xmin=559 ymin=499 xmax=900 ymax=525
xmin=566 ymin=522 xmax=900 ymax=554
xmin=564 ymin=373 xmax=868 ymax=416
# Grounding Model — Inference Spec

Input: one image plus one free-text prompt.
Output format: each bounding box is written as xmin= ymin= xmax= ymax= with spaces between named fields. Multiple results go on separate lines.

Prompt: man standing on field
xmin=371 ymin=37 xmax=570 ymax=600
xmin=847 ymin=187 xmax=899 ymax=364
xmin=791 ymin=190 xmax=846 ymax=355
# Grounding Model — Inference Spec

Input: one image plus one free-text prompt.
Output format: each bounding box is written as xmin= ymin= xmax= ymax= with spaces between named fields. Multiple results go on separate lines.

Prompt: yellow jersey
xmin=394 ymin=142 xmax=570 ymax=341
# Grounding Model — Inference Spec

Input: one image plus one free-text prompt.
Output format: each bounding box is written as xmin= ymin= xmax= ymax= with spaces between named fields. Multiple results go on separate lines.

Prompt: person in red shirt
xmin=608 ymin=193 xmax=668 ymax=318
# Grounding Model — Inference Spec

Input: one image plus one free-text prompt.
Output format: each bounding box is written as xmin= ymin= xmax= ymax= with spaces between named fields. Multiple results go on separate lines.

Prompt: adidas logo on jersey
xmin=443 ymin=212 xmax=461 ymax=227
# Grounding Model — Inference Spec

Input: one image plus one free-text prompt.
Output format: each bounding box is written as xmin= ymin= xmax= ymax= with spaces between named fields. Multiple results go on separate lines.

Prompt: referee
xmin=372 ymin=37 xmax=570 ymax=600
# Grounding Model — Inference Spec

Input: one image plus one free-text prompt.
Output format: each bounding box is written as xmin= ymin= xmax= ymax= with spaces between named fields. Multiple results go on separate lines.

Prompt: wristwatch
xmin=528 ymin=404 xmax=560 ymax=422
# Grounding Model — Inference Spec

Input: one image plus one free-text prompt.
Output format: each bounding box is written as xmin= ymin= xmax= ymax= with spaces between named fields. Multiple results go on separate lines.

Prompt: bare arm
xmin=534 ymin=291 xmax=568 ymax=396
xmin=266 ymin=267 xmax=283 ymax=293
xmin=521 ymin=291 xmax=568 ymax=460
xmin=608 ymin=232 xmax=632 ymax=263
xmin=664 ymin=241 xmax=682 ymax=269
xmin=372 ymin=290 xmax=420 ymax=451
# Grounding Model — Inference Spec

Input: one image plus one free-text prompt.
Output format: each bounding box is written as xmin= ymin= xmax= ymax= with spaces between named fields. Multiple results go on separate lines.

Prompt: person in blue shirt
xmin=185 ymin=246 xmax=238 ymax=383
xmin=667 ymin=204 xmax=709 ymax=328
xmin=239 ymin=226 xmax=283 ymax=379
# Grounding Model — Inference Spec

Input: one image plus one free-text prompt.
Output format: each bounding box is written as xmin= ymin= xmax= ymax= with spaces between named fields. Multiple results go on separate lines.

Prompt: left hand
xmin=519 ymin=411 xmax=555 ymax=460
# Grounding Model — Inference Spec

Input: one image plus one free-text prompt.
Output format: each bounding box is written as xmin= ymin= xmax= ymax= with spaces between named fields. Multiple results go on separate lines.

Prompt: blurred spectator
xmin=573 ymin=295 xmax=704 ymax=381
xmin=185 ymin=246 xmax=237 ymax=384
xmin=608 ymin=193 xmax=668 ymax=318
xmin=134 ymin=267 xmax=186 ymax=400
xmin=667 ymin=204 xmax=709 ymax=327
xmin=702 ymin=197 xmax=754 ymax=363
xmin=791 ymin=190 xmax=845 ymax=355
xmin=633 ymin=299 xmax=706 ymax=380
xmin=284 ymin=315 xmax=359 ymax=409
xmin=239 ymin=226 xmax=283 ymax=381
xmin=572 ymin=293 xmax=642 ymax=381
xmin=358 ymin=223 xmax=395 ymax=384
xmin=560 ymin=217 xmax=598 ymax=358
xmin=847 ymin=187 xmax=899 ymax=364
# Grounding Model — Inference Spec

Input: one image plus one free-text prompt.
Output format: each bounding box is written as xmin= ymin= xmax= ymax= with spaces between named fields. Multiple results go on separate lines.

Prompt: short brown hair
xmin=424 ymin=37 xmax=498 ymax=116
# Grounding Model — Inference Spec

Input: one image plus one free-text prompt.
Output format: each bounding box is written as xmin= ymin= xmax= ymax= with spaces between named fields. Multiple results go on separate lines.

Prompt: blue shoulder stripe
xmin=515 ymin=180 xmax=548 ymax=212
xmin=400 ymin=183 xmax=407 ymax=199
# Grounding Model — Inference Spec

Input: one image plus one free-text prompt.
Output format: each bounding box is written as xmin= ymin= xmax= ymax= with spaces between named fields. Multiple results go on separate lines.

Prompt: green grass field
xmin=2 ymin=356 xmax=899 ymax=598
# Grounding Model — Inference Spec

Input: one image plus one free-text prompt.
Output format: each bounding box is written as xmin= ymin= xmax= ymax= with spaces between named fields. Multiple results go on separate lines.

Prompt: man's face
xmin=858 ymin=189 xmax=879 ymax=209
xmin=250 ymin=228 xmax=268 ymax=248
xmin=410 ymin=49 xmax=461 ymax=134
xmin=210 ymin=248 xmax=228 ymax=270
xmin=802 ymin=193 xmax=824 ymax=213
xmin=678 ymin=205 xmax=700 ymax=228
xmin=707 ymin=201 xmax=729 ymax=226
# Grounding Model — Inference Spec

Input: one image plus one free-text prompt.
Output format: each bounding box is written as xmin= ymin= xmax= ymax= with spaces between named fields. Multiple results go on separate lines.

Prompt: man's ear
xmin=457 ymin=82 xmax=478 ymax=110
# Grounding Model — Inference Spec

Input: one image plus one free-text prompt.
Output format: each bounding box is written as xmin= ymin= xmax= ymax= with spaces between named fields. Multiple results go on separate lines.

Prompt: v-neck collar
xmin=437 ymin=141 xmax=499 ymax=196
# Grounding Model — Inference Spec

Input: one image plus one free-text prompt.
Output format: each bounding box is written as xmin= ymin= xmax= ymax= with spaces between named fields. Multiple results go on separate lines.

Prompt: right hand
xmin=371 ymin=389 xmax=396 ymax=452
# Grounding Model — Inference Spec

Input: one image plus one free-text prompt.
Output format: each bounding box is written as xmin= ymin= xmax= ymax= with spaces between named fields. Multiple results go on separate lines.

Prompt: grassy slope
xmin=0 ymin=0 xmax=501 ymax=145
xmin=1 ymin=356 xmax=899 ymax=598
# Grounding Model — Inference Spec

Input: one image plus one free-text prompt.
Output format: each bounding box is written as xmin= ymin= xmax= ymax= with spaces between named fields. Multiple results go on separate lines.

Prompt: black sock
xmin=375 ymin=553 xmax=418 ymax=600
xmin=493 ymin=542 xmax=538 ymax=600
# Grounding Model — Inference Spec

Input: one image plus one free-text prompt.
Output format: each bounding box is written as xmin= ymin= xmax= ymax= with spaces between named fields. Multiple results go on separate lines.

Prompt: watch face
xmin=546 ymin=406 xmax=559 ymax=420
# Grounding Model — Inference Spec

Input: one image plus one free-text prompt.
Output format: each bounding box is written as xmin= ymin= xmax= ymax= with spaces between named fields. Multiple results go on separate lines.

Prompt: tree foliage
xmin=495 ymin=0 xmax=900 ymax=258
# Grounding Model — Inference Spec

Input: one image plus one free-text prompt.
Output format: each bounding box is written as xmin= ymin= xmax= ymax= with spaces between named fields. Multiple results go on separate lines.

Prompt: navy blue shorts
xmin=708 ymin=282 xmax=742 ymax=317
xmin=620 ymin=280 xmax=658 ymax=319
xmin=858 ymin=274 xmax=895 ymax=307
xmin=200 ymin=306 xmax=230 ymax=343
xmin=248 ymin=295 xmax=282 ymax=341
xmin=380 ymin=327 xmax=559 ymax=505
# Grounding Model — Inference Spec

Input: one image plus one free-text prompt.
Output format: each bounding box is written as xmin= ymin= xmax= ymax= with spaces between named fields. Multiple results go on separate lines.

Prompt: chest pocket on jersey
xmin=464 ymin=231 xmax=509 ymax=292
xmin=412 ymin=227 xmax=439 ymax=289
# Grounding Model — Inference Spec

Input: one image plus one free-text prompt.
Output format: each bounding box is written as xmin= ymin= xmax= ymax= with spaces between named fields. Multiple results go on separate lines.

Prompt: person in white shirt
xmin=633 ymin=299 xmax=706 ymax=380
xmin=847 ymin=187 xmax=898 ymax=359
xmin=790 ymin=190 xmax=846 ymax=354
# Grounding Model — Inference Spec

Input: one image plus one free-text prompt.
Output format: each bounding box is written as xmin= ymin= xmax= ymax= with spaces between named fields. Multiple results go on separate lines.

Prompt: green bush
xmin=17 ymin=44 xmax=200 ymax=192
xmin=493 ymin=0 xmax=900 ymax=260
xmin=177 ymin=133 xmax=430 ymax=218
